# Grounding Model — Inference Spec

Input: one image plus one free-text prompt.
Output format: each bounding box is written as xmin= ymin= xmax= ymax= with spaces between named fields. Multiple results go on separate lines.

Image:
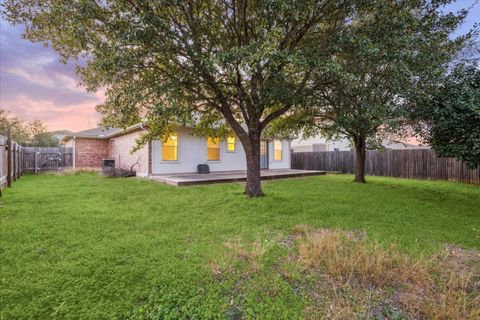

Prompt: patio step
xmin=149 ymin=169 xmax=326 ymax=186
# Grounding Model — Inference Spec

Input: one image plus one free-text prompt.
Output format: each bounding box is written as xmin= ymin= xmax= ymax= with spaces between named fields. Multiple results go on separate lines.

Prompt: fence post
xmin=7 ymin=128 xmax=12 ymax=187
xmin=60 ymin=148 xmax=63 ymax=170
xmin=12 ymin=142 xmax=18 ymax=181
xmin=14 ymin=144 xmax=17 ymax=180
xmin=16 ymin=145 xmax=19 ymax=178
xmin=18 ymin=145 xmax=22 ymax=177
xmin=17 ymin=145 xmax=21 ymax=179
xmin=13 ymin=142 xmax=17 ymax=182
xmin=34 ymin=150 xmax=38 ymax=175
xmin=17 ymin=144 xmax=21 ymax=179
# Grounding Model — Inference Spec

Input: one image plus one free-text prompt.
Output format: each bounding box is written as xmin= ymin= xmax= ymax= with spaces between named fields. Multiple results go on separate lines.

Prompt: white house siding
xmin=109 ymin=130 xmax=148 ymax=176
xmin=151 ymin=127 xmax=290 ymax=174
xmin=292 ymin=135 xmax=427 ymax=152
xmin=268 ymin=139 xmax=291 ymax=169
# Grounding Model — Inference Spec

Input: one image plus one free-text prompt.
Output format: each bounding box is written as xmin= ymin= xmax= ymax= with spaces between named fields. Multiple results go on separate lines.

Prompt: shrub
xmin=102 ymin=167 xmax=136 ymax=178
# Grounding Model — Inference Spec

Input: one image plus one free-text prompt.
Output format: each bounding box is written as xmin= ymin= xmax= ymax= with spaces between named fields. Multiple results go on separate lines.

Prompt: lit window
xmin=274 ymin=140 xmax=282 ymax=161
xmin=227 ymin=135 xmax=236 ymax=152
xmin=162 ymin=134 xmax=178 ymax=161
xmin=207 ymin=137 xmax=220 ymax=161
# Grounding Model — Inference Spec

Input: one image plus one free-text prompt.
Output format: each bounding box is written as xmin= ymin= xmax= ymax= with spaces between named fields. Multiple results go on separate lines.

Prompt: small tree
xmin=0 ymin=109 xmax=29 ymax=145
xmin=416 ymin=65 xmax=480 ymax=169
xmin=26 ymin=120 xmax=59 ymax=147
xmin=0 ymin=109 xmax=58 ymax=146
xmin=3 ymin=0 xmax=351 ymax=196
xmin=275 ymin=0 xmax=473 ymax=182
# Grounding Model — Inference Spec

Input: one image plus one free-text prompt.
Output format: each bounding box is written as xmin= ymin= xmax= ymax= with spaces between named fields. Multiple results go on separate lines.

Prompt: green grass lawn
xmin=1 ymin=173 xmax=479 ymax=319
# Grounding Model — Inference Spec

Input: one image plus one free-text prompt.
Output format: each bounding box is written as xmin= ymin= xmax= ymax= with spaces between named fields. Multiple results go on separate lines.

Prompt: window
xmin=207 ymin=137 xmax=220 ymax=161
xmin=227 ymin=135 xmax=236 ymax=152
xmin=161 ymin=134 xmax=178 ymax=161
xmin=274 ymin=140 xmax=282 ymax=161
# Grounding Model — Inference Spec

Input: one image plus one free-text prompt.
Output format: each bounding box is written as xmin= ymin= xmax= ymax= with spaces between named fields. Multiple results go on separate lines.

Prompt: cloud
xmin=0 ymin=21 xmax=103 ymax=131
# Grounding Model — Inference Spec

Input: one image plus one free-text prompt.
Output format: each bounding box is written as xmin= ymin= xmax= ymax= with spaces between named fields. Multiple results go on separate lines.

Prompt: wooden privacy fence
xmin=22 ymin=147 xmax=73 ymax=174
xmin=291 ymin=149 xmax=480 ymax=185
xmin=0 ymin=130 xmax=73 ymax=191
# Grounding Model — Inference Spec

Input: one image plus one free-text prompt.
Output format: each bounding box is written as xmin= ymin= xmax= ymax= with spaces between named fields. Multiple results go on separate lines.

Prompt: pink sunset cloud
xmin=0 ymin=21 xmax=104 ymax=131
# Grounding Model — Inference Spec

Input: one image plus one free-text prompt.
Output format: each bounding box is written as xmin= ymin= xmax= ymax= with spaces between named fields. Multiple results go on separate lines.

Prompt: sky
xmin=0 ymin=1 xmax=479 ymax=132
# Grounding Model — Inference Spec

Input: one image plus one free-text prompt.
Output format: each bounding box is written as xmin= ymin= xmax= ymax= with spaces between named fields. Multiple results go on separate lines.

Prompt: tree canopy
xmin=0 ymin=109 xmax=59 ymax=147
xmin=3 ymin=0 xmax=352 ymax=196
xmin=416 ymin=65 xmax=480 ymax=169
xmin=271 ymin=0 xmax=475 ymax=182
xmin=3 ymin=0 xmax=476 ymax=190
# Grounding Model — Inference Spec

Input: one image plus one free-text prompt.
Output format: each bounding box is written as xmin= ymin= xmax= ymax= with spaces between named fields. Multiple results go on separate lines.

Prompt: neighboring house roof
xmin=49 ymin=130 xmax=74 ymax=141
xmin=73 ymin=127 xmax=123 ymax=138
xmin=291 ymin=135 xmax=429 ymax=152
xmin=383 ymin=140 xmax=429 ymax=150
xmin=61 ymin=123 xmax=145 ymax=144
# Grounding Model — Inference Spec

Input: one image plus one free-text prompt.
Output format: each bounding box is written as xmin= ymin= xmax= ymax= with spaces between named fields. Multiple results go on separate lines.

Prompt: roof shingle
xmin=72 ymin=127 xmax=122 ymax=138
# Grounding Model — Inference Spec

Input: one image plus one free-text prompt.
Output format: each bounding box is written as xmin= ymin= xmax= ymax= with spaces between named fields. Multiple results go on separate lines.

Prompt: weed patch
xmin=203 ymin=226 xmax=479 ymax=319
xmin=292 ymin=225 xmax=480 ymax=319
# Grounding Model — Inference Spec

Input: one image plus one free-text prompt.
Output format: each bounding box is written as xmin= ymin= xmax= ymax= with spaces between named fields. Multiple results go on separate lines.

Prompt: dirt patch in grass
xmin=213 ymin=226 xmax=479 ymax=319
xmin=291 ymin=225 xmax=480 ymax=319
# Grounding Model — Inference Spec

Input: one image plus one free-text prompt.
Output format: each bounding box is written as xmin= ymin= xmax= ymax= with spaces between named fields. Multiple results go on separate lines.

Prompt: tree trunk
xmin=244 ymin=131 xmax=264 ymax=197
xmin=354 ymin=136 xmax=366 ymax=183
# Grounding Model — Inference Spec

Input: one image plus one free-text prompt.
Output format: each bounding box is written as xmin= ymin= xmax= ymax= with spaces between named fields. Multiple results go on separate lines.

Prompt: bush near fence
xmin=291 ymin=149 xmax=480 ymax=184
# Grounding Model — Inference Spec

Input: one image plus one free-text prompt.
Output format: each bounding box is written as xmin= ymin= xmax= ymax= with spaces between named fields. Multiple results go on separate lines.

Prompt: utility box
xmin=102 ymin=159 xmax=115 ymax=168
xmin=197 ymin=164 xmax=210 ymax=174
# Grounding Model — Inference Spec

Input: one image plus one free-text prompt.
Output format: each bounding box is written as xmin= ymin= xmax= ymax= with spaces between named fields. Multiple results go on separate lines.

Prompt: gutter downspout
xmin=140 ymin=123 xmax=150 ymax=177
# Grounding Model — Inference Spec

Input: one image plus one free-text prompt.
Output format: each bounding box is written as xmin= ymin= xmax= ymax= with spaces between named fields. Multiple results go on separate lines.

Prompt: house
xmin=61 ymin=124 xmax=291 ymax=176
xmin=291 ymin=135 xmax=429 ymax=152
xmin=49 ymin=130 xmax=74 ymax=143
xmin=291 ymin=136 xmax=351 ymax=152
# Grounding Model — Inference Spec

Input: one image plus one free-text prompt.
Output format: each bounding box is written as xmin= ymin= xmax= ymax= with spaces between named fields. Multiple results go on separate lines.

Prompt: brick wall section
xmin=75 ymin=138 xmax=110 ymax=168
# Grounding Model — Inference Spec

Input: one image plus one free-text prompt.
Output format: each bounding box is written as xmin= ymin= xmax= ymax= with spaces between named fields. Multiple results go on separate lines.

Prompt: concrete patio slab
xmin=149 ymin=169 xmax=325 ymax=186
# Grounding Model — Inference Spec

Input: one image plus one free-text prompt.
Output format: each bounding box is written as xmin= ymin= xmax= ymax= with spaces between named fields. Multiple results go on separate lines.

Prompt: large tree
xmin=3 ymin=0 xmax=350 ymax=196
xmin=415 ymin=64 xmax=480 ymax=169
xmin=273 ymin=0 xmax=473 ymax=183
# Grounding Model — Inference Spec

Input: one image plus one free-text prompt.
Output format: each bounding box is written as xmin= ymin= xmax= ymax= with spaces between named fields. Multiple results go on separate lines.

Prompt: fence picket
xmin=0 ymin=133 xmax=74 ymax=190
xmin=21 ymin=146 xmax=73 ymax=174
xmin=291 ymin=150 xmax=480 ymax=185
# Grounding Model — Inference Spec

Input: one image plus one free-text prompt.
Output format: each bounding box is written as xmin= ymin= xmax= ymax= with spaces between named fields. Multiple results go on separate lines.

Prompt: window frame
xmin=226 ymin=135 xmax=236 ymax=153
xmin=273 ymin=139 xmax=283 ymax=161
xmin=207 ymin=137 xmax=221 ymax=162
xmin=161 ymin=133 xmax=179 ymax=162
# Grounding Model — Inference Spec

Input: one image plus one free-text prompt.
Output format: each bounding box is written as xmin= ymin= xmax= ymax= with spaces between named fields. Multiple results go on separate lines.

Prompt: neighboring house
xmin=61 ymin=124 xmax=291 ymax=176
xmin=291 ymin=136 xmax=429 ymax=152
xmin=291 ymin=136 xmax=351 ymax=152
xmin=50 ymin=130 xmax=74 ymax=144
